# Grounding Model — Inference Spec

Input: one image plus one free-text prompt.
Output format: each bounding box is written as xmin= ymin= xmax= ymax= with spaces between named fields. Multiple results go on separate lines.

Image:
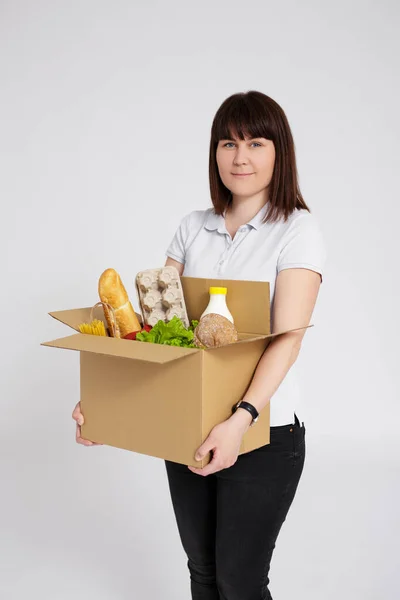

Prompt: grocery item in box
xmin=135 ymin=266 xmax=190 ymax=328
xmin=98 ymin=268 xmax=142 ymax=338
xmin=200 ymin=286 xmax=234 ymax=323
xmin=194 ymin=313 xmax=238 ymax=348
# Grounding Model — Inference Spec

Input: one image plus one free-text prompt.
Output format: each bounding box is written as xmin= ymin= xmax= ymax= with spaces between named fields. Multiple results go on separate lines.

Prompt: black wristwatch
xmin=232 ymin=400 xmax=259 ymax=427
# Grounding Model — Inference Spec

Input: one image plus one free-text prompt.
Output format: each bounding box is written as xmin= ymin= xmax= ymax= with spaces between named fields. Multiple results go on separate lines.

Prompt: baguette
xmin=98 ymin=268 xmax=141 ymax=338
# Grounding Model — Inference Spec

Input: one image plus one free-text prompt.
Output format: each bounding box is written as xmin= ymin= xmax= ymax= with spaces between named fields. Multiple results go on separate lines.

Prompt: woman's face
xmin=216 ymin=135 xmax=276 ymax=200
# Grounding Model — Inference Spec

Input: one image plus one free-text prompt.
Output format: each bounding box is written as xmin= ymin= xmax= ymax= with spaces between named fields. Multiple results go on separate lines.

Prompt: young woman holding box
xmin=73 ymin=90 xmax=326 ymax=599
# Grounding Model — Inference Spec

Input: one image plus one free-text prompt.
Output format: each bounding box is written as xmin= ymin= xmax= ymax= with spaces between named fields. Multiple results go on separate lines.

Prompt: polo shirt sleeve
xmin=165 ymin=212 xmax=192 ymax=264
xmin=277 ymin=212 xmax=327 ymax=282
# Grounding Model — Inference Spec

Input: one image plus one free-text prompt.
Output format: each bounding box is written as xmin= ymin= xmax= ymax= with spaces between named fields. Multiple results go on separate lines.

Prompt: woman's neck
xmin=226 ymin=191 xmax=269 ymax=225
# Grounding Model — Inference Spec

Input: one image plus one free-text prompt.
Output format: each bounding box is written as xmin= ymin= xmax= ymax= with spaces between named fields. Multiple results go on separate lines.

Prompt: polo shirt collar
xmin=246 ymin=202 xmax=269 ymax=230
xmin=204 ymin=210 xmax=225 ymax=233
xmin=204 ymin=202 xmax=269 ymax=232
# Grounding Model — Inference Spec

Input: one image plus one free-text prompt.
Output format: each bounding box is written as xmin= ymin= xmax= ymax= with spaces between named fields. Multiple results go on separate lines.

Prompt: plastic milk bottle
xmin=200 ymin=287 xmax=234 ymax=323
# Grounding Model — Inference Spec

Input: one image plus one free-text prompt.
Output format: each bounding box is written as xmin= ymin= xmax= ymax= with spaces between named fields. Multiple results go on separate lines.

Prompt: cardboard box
xmin=41 ymin=276 xmax=311 ymax=467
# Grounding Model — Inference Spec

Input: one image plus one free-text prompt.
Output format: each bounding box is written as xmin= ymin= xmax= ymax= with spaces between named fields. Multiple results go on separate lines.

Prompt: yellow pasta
xmin=78 ymin=319 xmax=107 ymax=336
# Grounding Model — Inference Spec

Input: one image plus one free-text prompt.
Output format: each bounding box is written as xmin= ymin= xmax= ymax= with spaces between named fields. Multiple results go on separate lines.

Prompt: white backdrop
xmin=1 ymin=1 xmax=399 ymax=598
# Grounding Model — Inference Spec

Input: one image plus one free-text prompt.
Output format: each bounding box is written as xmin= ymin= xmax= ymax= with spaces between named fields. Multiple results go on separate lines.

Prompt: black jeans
xmin=164 ymin=414 xmax=306 ymax=600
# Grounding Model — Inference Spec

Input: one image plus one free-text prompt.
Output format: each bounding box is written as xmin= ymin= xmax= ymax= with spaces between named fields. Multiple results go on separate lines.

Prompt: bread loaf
xmin=194 ymin=313 xmax=238 ymax=348
xmin=98 ymin=268 xmax=141 ymax=338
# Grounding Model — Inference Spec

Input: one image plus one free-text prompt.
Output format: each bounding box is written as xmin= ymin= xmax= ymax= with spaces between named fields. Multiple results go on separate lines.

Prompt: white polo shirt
xmin=165 ymin=202 xmax=326 ymax=426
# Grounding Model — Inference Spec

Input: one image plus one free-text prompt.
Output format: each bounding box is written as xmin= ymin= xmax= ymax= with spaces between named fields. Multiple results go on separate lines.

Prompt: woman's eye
xmin=222 ymin=142 xmax=262 ymax=148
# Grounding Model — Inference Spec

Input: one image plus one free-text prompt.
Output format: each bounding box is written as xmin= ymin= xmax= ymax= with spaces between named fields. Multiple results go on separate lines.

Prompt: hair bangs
xmin=212 ymin=96 xmax=275 ymax=143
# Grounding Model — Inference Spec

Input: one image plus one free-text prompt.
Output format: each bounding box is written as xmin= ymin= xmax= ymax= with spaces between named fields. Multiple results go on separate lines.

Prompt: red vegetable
xmin=123 ymin=324 xmax=152 ymax=340
xmin=123 ymin=331 xmax=139 ymax=340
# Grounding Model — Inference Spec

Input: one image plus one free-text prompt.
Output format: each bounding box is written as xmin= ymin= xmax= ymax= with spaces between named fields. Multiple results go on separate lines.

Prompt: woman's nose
xmin=233 ymin=152 xmax=249 ymax=165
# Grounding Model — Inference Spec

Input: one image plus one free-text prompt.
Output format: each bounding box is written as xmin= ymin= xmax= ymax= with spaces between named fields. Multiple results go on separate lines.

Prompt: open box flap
xmin=41 ymin=333 xmax=200 ymax=364
xmin=181 ymin=277 xmax=271 ymax=335
xmin=49 ymin=308 xmax=99 ymax=332
xmin=205 ymin=323 xmax=314 ymax=351
xmin=41 ymin=323 xmax=313 ymax=361
xmin=251 ymin=322 xmax=313 ymax=340
xmin=49 ymin=307 xmax=143 ymax=332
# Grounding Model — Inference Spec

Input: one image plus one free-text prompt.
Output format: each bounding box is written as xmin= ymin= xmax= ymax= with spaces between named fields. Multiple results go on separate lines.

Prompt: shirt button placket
xmin=217 ymin=235 xmax=230 ymax=273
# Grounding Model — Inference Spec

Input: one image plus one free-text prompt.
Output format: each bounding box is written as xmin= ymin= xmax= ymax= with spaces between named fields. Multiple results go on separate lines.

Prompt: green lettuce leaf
xmin=136 ymin=316 xmax=198 ymax=348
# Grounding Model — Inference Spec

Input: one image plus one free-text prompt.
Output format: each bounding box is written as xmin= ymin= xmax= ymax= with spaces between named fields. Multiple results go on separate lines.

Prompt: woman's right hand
xmin=72 ymin=401 xmax=103 ymax=446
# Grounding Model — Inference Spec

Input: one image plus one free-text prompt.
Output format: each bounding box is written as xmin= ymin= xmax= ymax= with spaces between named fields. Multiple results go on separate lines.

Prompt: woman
xmin=73 ymin=90 xmax=326 ymax=599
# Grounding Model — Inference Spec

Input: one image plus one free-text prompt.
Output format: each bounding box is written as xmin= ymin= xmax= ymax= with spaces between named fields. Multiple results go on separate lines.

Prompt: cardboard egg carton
xmin=135 ymin=266 xmax=190 ymax=328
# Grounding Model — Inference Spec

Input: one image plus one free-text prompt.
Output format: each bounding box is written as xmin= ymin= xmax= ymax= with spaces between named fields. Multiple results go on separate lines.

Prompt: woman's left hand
xmin=188 ymin=411 xmax=251 ymax=476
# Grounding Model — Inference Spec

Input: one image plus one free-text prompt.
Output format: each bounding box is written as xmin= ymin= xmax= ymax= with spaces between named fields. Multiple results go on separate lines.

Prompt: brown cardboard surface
xmin=49 ymin=307 xmax=98 ymax=332
xmin=49 ymin=307 xmax=142 ymax=332
xmin=41 ymin=333 xmax=200 ymax=364
xmin=42 ymin=276 xmax=315 ymax=466
xmin=201 ymin=338 xmax=272 ymax=455
xmin=42 ymin=324 xmax=312 ymax=362
xmin=181 ymin=276 xmax=271 ymax=335
xmin=80 ymin=351 xmax=205 ymax=464
xmin=78 ymin=335 xmax=274 ymax=467
xmin=210 ymin=324 xmax=314 ymax=351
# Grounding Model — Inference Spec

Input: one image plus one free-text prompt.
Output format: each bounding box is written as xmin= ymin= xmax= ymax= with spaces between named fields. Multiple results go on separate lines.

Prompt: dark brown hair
xmin=209 ymin=90 xmax=310 ymax=223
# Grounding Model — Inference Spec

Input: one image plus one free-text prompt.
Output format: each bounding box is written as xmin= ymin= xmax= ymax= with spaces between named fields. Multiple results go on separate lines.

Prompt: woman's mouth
xmin=232 ymin=173 xmax=254 ymax=177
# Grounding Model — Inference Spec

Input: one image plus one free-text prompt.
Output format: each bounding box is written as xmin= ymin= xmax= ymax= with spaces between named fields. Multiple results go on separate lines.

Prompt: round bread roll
xmin=194 ymin=313 xmax=238 ymax=348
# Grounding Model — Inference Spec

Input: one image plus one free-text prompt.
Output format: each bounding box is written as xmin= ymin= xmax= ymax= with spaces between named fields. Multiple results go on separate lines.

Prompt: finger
xmin=194 ymin=439 xmax=216 ymax=462
xmin=76 ymin=423 xmax=92 ymax=446
xmin=188 ymin=465 xmax=220 ymax=476
xmin=73 ymin=412 xmax=84 ymax=426
xmin=72 ymin=403 xmax=81 ymax=420
xmin=188 ymin=455 xmax=221 ymax=477
xmin=77 ymin=435 xmax=94 ymax=446
xmin=72 ymin=414 xmax=84 ymax=426
xmin=75 ymin=423 xmax=103 ymax=446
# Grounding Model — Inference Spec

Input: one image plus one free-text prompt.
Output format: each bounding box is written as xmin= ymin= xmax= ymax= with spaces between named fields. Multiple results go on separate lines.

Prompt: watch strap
xmin=232 ymin=400 xmax=259 ymax=426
